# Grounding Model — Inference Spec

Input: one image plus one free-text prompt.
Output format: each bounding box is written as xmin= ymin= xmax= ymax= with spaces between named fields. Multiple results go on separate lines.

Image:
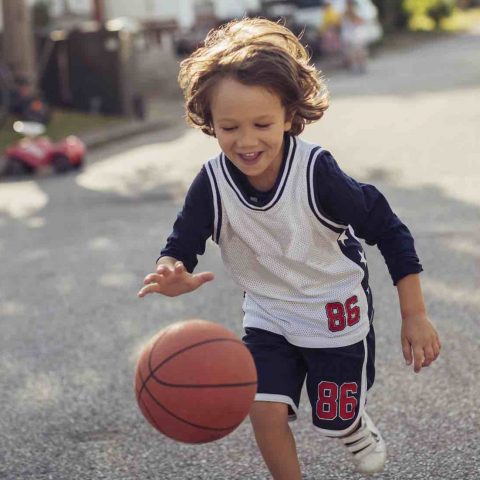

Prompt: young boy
xmin=138 ymin=18 xmax=440 ymax=479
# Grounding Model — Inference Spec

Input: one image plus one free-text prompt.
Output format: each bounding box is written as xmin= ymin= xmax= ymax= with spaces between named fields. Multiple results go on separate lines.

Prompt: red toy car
xmin=3 ymin=121 xmax=86 ymax=175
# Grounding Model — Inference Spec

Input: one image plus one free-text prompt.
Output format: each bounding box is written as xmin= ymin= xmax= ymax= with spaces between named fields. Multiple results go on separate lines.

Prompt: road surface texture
xmin=1 ymin=31 xmax=479 ymax=479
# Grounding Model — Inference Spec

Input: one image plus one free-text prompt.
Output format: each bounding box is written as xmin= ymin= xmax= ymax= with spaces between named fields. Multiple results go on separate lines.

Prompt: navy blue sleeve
xmin=314 ymin=151 xmax=423 ymax=285
xmin=158 ymin=166 xmax=214 ymax=273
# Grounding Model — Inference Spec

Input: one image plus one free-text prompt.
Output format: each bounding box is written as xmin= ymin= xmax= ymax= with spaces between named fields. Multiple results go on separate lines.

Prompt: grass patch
xmin=0 ymin=108 xmax=124 ymax=152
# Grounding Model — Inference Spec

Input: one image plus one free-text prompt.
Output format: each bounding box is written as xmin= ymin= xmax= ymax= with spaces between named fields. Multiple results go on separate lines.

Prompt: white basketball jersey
xmin=205 ymin=136 xmax=371 ymax=348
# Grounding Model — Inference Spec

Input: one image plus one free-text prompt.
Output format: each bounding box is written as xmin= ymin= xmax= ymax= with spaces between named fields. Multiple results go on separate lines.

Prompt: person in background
xmin=319 ymin=0 xmax=342 ymax=56
xmin=341 ymin=0 xmax=369 ymax=73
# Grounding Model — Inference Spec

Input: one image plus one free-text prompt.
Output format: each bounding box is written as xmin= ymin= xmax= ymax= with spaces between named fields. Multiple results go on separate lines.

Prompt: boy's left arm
xmin=396 ymin=273 xmax=441 ymax=373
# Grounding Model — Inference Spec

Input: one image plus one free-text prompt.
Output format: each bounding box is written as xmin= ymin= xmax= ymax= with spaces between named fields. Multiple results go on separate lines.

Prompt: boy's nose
xmin=236 ymin=130 xmax=258 ymax=148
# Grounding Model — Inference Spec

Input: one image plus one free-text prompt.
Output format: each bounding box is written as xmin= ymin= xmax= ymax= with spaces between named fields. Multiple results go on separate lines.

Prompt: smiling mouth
xmin=238 ymin=152 xmax=262 ymax=164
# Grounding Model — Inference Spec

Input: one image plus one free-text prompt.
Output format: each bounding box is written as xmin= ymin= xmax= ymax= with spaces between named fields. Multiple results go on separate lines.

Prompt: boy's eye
xmin=220 ymin=124 xmax=271 ymax=131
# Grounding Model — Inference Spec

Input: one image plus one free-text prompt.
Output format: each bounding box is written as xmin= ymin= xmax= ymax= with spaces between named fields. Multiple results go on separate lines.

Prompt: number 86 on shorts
xmin=316 ymin=381 xmax=358 ymax=421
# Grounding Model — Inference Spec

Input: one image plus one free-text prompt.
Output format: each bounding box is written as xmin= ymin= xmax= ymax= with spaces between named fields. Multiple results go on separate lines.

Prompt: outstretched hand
xmin=401 ymin=314 xmax=441 ymax=374
xmin=137 ymin=261 xmax=214 ymax=298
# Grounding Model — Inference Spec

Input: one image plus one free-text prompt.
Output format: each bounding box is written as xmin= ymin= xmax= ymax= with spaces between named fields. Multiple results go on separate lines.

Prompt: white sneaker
xmin=340 ymin=412 xmax=386 ymax=475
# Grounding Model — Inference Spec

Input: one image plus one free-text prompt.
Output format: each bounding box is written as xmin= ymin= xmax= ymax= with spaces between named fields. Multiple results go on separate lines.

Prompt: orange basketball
xmin=134 ymin=319 xmax=257 ymax=443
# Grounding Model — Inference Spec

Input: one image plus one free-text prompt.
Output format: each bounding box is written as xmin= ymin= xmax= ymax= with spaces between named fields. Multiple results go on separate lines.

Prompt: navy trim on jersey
xmin=219 ymin=136 xmax=297 ymax=212
xmin=205 ymin=161 xmax=222 ymax=244
xmin=307 ymin=147 xmax=347 ymax=234
xmin=275 ymin=136 xmax=297 ymax=206
xmin=312 ymin=150 xmax=423 ymax=285
xmin=336 ymin=227 xmax=374 ymax=322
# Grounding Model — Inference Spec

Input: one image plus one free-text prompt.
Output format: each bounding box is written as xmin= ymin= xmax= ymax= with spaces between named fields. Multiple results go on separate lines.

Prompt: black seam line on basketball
xmin=140 ymin=397 xmax=166 ymax=434
xmin=142 ymin=376 xmax=241 ymax=432
xmin=139 ymin=337 xmax=246 ymax=397
xmin=151 ymin=378 xmax=257 ymax=388
xmin=138 ymin=370 xmax=163 ymax=432
xmin=137 ymin=369 xmax=167 ymax=435
xmin=141 ymin=329 xmax=169 ymax=398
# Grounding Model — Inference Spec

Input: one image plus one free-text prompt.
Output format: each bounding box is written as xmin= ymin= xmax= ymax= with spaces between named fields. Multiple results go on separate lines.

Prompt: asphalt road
xmin=1 ymin=31 xmax=479 ymax=480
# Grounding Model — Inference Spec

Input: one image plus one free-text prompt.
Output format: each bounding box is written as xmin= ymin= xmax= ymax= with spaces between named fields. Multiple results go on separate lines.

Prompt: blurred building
xmin=33 ymin=0 xmax=182 ymax=117
xmin=101 ymin=0 xmax=261 ymax=29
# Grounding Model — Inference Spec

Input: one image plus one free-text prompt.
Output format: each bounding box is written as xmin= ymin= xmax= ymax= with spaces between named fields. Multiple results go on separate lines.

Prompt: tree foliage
xmin=404 ymin=0 xmax=456 ymax=28
xmin=373 ymin=0 xmax=456 ymax=31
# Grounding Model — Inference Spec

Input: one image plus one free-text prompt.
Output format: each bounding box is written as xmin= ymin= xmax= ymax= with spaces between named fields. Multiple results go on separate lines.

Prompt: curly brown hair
xmin=178 ymin=17 xmax=329 ymax=136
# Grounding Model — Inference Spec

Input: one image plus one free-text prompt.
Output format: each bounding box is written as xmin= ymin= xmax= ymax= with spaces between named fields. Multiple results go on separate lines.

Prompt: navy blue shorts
xmin=243 ymin=326 xmax=375 ymax=436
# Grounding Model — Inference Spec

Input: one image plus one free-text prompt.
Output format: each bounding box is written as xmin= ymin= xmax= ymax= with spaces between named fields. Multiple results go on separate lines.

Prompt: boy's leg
xmin=249 ymin=401 xmax=302 ymax=480
xmin=242 ymin=328 xmax=306 ymax=480
xmin=303 ymin=326 xmax=385 ymax=474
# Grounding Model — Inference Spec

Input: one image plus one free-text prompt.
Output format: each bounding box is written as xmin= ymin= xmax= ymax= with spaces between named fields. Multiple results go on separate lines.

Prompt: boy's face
xmin=210 ymin=77 xmax=292 ymax=191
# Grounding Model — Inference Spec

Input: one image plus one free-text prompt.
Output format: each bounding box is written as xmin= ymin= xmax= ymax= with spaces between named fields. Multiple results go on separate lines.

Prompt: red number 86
xmin=326 ymin=295 xmax=360 ymax=332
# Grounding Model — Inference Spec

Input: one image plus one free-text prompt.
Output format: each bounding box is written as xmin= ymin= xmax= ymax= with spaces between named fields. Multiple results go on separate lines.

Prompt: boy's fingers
xmin=138 ymin=283 xmax=161 ymax=298
xmin=194 ymin=272 xmax=215 ymax=285
xmin=401 ymin=337 xmax=412 ymax=365
xmin=139 ymin=268 xmax=214 ymax=297
xmin=144 ymin=273 xmax=160 ymax=284
xmin=174 ymin=262 xmax=186 ymax=273
xmin=144 ymin=273 xmax=168 ymax=285
xmin=156 ymin=265 xmax=174 ymax=277
xmin=422 ymin=346 xmax=436 ymax=367
xmin=413 ymin=346 xmax=424 ymax=373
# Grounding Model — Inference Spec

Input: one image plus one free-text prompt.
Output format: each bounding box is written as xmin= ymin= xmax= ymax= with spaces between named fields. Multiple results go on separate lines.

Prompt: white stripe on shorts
xmin=255 ymin=393 xmax=299 ymax=421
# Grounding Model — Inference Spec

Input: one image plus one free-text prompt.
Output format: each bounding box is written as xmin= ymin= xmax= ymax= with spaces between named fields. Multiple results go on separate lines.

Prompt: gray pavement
xmin=1 ymin=30 xmax=480 ymax=480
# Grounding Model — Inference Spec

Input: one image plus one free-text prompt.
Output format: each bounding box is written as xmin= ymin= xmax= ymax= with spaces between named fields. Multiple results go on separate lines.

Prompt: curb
xmin=79 ymin=117 xmax=176 ymax=151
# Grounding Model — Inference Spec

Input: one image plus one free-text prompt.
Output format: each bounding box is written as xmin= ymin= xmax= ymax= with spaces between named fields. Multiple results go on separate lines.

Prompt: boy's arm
xmin=138 ymin=167 xmax=215 ymax=298
xmin=313 ymin=151 xmax=422 ymax=285
xmin=313 ymin=152 xmax=440 ymax=371
xmin=137 ymin=257 xmax=214 ymax=298
xmin=397 ymin=273 xmax=441 ymax=373
xmin=158 ymin=167 xmax=215 ymax=273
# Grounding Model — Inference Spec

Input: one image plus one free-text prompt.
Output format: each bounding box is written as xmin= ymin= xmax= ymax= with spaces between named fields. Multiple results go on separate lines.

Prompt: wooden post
xmin=92 ymin=0 xmax=105 ymax=22
xmin=2 ymin=0 xmax=37 ymax=88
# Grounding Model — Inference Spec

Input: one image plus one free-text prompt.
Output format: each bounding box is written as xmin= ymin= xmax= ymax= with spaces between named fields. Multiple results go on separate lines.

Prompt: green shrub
xmin=427 ymin=0 xmax=455 ymax=26
xmin=403 ymin=0 xmax=456 ymax=29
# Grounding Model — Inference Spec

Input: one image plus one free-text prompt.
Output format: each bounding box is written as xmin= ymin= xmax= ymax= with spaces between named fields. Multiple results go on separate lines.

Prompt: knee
xmin=250 ymin=401 xmax=289 ymax=431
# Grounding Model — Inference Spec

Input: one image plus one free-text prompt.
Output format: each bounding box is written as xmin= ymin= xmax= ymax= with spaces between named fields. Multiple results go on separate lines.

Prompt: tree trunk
xmin=2 ymin=0 xmax=37 ymax=89
xmin=92 ymin=0 xmax=105 ymax=22
xmin=373 ymin=0 xmax=408 ymax=32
